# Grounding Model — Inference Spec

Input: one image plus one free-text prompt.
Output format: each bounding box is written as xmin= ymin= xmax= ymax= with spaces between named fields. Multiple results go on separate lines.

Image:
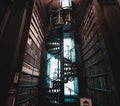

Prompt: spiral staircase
xmin=42 ymin=26 xmax=79 ymax=106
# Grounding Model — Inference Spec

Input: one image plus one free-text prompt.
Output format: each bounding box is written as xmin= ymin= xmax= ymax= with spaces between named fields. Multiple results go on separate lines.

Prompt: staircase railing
xmin=46 ymin=47 xmax=75 ymax=63
xmin=42 ymin=75 xmax=79 ymax=95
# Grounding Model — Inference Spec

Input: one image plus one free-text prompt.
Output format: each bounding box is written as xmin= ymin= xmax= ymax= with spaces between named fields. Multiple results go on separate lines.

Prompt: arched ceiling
xmin=42 ymin=0 xmax=80 ymax=9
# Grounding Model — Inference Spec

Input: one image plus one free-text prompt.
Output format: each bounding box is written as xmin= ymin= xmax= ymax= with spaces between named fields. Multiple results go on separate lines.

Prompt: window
xmin=63 ymin=34 xmax=78 ymax=96
xmin=60 ymin=0 xmax=72 ymax=9
xmin=46 ymin=33 xmax=78 ymax=97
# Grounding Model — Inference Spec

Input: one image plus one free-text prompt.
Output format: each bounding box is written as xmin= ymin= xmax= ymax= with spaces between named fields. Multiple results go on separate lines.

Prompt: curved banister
xmin=46 ymin=47 xmax=75 ymax=63
xmin=64 ymin=85 xmax=79 ymax=95
xmin=44 ymin=75 xmax=79 ymax=96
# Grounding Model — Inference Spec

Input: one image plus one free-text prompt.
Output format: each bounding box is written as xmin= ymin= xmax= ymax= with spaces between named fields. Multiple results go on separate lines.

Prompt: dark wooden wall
xmin=0 ymin=0 xmax=11 ymax=24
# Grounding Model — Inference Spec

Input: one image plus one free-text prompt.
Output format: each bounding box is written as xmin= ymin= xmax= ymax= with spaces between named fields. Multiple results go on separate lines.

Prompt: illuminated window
xmin=46 ymin=33 xmax=78 ymax=97
xmin=60 ymin=0 xmax=72 ymax=9
xmin=63 ymin=35 xmax=78 ymax=96
xmin=47 ymin=54 xmax=60 ymax=87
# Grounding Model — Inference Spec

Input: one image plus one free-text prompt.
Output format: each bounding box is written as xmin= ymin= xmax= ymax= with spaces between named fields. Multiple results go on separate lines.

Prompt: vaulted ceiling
xmin=42 ymin=0 xmax=80 ymax=9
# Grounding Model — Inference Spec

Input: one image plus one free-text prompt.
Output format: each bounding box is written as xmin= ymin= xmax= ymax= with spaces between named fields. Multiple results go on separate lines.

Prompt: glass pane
xmin=63 ymin=35 xmax=77 ymax=96
xmin=47 ymin=53 xmax=59 ymax=87
xmin=60 ymin=0 xmax=72 ymax=9
xmin=64 ymin=81 xmax=74 ymax=95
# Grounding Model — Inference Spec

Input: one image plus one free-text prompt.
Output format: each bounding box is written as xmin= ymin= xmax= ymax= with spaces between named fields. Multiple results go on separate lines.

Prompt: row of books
xmin=15 ymin=0 xmax=45 ymax=105
xmin=79 ymin=1 xmax=113 ymax=105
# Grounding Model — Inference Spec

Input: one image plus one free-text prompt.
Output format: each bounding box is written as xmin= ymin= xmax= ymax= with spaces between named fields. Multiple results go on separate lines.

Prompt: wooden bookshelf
xmin=15 ymin=0 xmax=45 ymax=105
xmin=79 ymin=0 xmax=114 ymax=105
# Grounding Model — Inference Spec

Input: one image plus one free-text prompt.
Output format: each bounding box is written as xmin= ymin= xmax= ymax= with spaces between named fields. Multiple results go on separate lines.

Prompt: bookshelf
xmin=15 ymin=0 xmax=45 ymax=105
xmin=79 ymin=0 xmax=113 ymax=105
